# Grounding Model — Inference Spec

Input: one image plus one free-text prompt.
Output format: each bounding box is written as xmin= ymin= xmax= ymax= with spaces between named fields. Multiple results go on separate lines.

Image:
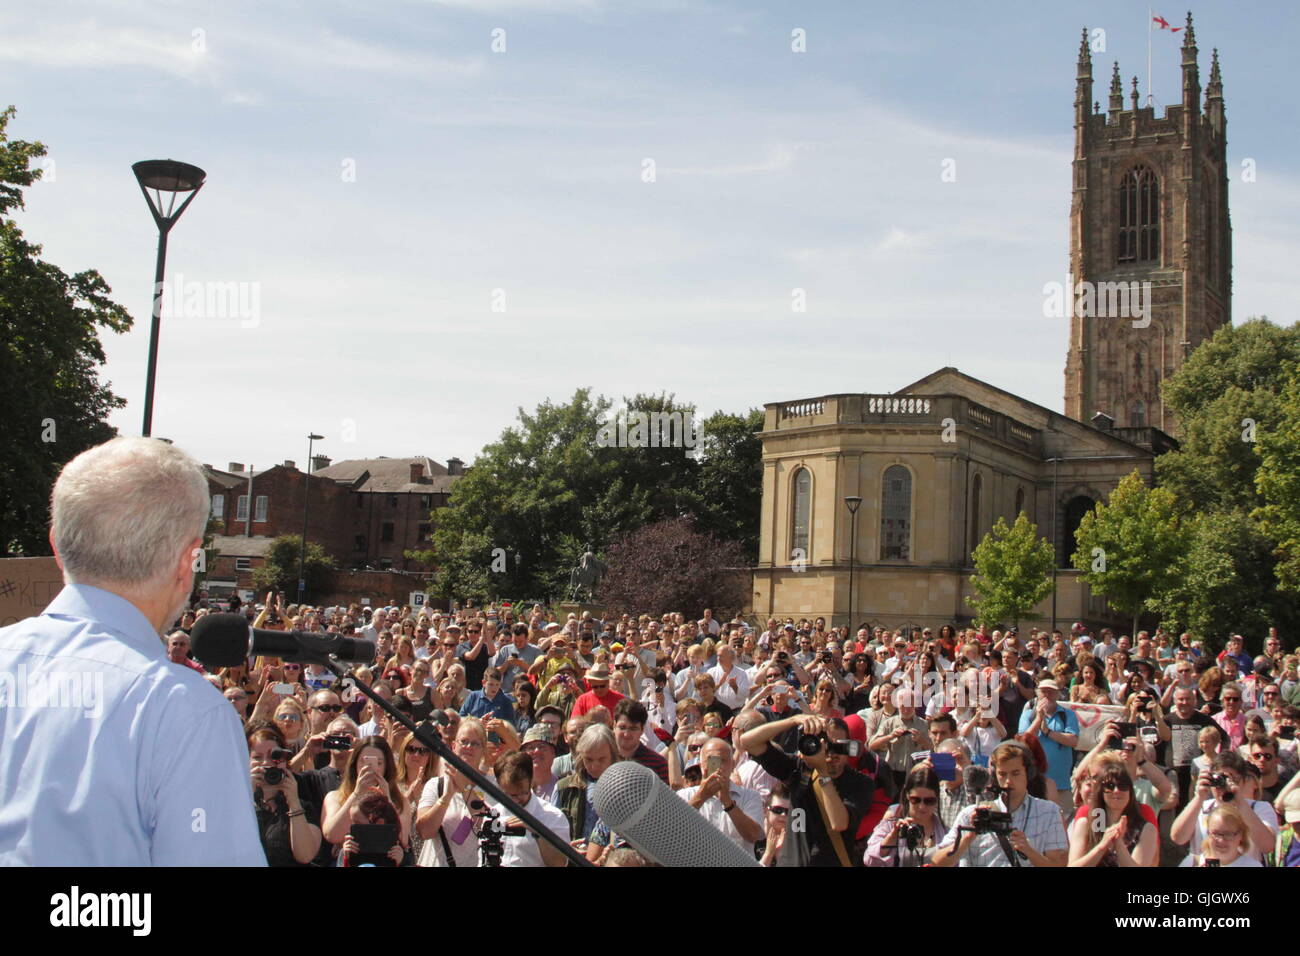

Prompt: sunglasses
xmin=907 ymin=795 xmax=938 ymax=806
xmin=407 ymin=746 xmax=431 ymax=756
xmin=767 ymin=806 xmax=790 ymax=816
xmin=688 ymin=744 xmax=703 ymax=752
xmin=276 ymin=714 xmax=302 ymax=722
xmin=283 ymin=664 xmax=302 ymax=671
xmin=313 ymin=704 xmax=343 ymax=713
xmin=441 ymin=643 xmax=458 ymax=648
xmin=1101 ymin=781 xmax=1132 ymax=792
xmin=1222 ymin=697 xmax=1241 ymax=703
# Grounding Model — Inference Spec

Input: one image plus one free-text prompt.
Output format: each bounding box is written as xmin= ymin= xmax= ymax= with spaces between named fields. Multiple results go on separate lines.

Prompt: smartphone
xmin=1114 ymin=721 xmax=1138 ymax=740
xmin=323 ymin=734 xmax=352 ymax=751
xmin=705 ymin=755 xmax=723 ymax=776
xmin=488 ymin=731 xmax=501 ymax=745
xmin=271 ymin=682 xmax=295 ymax=695
xmin=931 ymin=752 xmax=957 ymax=782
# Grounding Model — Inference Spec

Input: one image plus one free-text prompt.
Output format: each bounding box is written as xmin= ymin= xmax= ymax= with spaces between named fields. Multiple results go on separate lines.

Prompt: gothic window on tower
xmin=880 ymin=465 xmax=912 ymax=560
xmin=1130 ymin=401 xmax=1146 ymax=428
xmin=791 ymin=467 xmax=812 ymax=558
xmin=1118 ymin=166 xmax=1160 ymax=264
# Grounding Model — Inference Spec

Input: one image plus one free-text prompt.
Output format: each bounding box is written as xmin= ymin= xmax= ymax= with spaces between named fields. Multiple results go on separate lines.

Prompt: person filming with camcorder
xmin=933 ymin=740 xmax=1068 ymax=867
xmin=739 ymin=713 xmax=873 ymax=866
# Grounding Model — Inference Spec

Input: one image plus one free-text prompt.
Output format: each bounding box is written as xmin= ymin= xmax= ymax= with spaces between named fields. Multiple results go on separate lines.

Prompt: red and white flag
xmin=1152 ymin=14 xmax=1181 ymax=32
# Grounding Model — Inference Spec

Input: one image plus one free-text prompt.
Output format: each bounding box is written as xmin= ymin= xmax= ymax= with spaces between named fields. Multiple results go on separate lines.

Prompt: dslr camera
xmin=971 ymin=806 xmax=1014 ymax=835
xmin=900 ymin=821 xmax=925 ymax=851
xmin=797 ymin=733 xmax=861 ymax=759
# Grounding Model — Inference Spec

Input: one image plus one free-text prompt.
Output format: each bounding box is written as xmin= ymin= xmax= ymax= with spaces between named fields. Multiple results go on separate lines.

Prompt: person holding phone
xmin=676 ymin=738 xmax=764 ymax=854
xmin=869 ymin=691 xmax=932 ymax=792
xmin=321 ymin=736 xmax=410 ymax=862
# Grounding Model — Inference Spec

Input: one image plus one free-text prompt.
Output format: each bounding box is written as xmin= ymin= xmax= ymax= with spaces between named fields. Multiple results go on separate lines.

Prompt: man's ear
xmin=48 ymin=528 xmax=65 ymax=572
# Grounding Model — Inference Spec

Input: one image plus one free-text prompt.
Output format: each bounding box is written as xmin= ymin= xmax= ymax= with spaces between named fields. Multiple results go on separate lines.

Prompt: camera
xmin=469 ymin=798 xmax=526 ymax=867
xmin=971 ymin=807 xmax=1014 ymax=834
xmin=797 ymin=733 xmax=860 ymax=758
xmin=900 ymin=821 xmax=924 ymax=851
xmin=819 ymin=651 xmax=832 ymax=663
xmin=262 ymin=766 xmax=285 ymax=786
xmin=1207 ymin=773 xmax=1229 ymax=790
xmin=323 ymin=734 xmax=353 ymax=751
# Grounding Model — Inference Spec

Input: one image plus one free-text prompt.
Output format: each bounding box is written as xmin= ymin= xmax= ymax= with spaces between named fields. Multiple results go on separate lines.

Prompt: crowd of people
xmin=182 ymin=593 xmax=1300 ymax=868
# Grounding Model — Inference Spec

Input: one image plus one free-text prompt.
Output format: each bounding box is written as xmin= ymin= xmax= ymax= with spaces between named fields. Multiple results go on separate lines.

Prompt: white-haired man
xmin=0 ymin=437 xmax=265 ymax=865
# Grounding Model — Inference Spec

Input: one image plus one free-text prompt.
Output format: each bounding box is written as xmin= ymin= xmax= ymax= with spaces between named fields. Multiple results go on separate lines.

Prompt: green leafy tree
xmin=1157 ymin=317 xmax=1300 ymax=511
xmin=969 ymin=512 xmax=1055 ymax=629
xmin=683 ymin=408 xmax=764 ymax=560
xmin=0 ymin=106 xmax=132 ymax=554
xmin=416 ymin=390 xmax=762 ymax=603
xmin=1071 ymin=471 xmax=1188 ymax=635
xmin=252 ymin=535 xmax=336 ymax=599
xmin=1151 ymin=510 xmax=1286 ymax=650
xmin=1255 ymin=366 xmax=1300 ymax=595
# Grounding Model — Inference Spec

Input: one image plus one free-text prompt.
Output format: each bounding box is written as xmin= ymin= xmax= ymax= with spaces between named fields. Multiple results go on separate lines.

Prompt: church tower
xmin=1063 ymin=14 xmax=1230 ymax=436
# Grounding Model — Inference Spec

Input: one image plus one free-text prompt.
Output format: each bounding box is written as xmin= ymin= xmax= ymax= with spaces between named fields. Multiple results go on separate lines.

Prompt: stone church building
xmin=753 ymin=17 xmax=1229 ymax=632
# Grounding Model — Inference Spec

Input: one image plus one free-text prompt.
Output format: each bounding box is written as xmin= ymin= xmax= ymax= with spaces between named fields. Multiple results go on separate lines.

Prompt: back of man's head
xmin=51 ymin=437 xmax=208 ymax=594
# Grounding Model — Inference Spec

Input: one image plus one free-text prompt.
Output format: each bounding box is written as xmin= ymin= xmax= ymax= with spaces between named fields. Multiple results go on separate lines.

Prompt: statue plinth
xmin=557 ymin=602 xmax=607 ymax=620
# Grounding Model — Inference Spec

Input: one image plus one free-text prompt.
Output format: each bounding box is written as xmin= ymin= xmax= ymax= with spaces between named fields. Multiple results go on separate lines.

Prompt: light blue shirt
xmin=0 ymin=583 xmax=265 ymax=865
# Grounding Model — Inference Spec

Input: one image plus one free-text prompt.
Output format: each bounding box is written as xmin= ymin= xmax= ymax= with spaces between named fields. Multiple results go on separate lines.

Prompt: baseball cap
xmin=522 ymin=724 xmax=557 ymax=749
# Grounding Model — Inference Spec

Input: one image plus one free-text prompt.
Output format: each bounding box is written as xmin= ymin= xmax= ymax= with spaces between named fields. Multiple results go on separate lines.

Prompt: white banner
xmin=1058 ymin=700 xmax=1127 ymax=751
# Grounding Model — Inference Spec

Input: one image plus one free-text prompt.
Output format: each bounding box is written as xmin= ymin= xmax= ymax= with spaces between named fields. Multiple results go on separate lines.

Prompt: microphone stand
xmin=317 ymin=655 xmax=592 ymax=868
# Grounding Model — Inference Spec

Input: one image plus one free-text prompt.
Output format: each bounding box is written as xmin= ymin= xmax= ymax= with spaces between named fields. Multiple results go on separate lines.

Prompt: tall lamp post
xmin=844 ymin=495 xmax=862 ymax=631
xmin=298 ymin=433 xmax=324 ymax=604
xmin=131 ymin=160 xmax=206 ymax=438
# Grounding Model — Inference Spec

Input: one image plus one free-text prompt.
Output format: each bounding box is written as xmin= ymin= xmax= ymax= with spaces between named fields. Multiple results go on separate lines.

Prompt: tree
xmin=1071 ymin=471 xmax=1189 ymax=635
xmin=597 ymin=517 xmax=748 ymax=618
xmin=969 ymin=512 xmax=1055 ymax=629
xmin=681 ymin=408 xmax=764 ymax=561
xmin=1254 ymin=365 xmax=1300 ymax=595
xmin=0 ymin=106 xmax=132 ymax=554
xmin=1157 ymin=318 xmax=1300 ymax=512
xmin=252 ymin=535 xmax=336 ymax=599
xmin=414 ymin=389 xmax=762 ymax=603
xmin=1151 ymin=510 xmax=1287 ymax=651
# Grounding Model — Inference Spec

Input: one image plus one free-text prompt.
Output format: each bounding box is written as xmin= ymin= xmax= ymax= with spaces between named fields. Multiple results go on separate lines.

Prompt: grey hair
xmin=51 ymin=437 xmax=209 ymax=591
xmin=576 ymin=723 xmax=618 ymax=768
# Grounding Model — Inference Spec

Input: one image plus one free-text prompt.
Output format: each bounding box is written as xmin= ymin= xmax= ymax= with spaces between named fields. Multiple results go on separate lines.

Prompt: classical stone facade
xmin=1063 ymin=15 xmax=1230 ymax=436
xmin=753 ymin=371 xmax=1170 ymax=630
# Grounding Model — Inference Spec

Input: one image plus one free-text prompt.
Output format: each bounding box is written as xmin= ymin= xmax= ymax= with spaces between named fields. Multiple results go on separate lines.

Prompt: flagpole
xmin=1147 ymin=8 xmax=1153 ymax=106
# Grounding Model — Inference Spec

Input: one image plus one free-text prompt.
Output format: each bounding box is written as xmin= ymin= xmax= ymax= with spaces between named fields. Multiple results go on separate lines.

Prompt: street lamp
xmin=844 ymin=495 xmax=862 ymax=631
xmin=298 ymin=433 xmax=324 ymax=604
xmin=131 ymin=159 xmax=206 ymax=438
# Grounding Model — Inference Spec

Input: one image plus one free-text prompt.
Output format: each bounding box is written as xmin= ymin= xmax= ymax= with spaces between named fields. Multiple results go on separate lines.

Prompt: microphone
xmin=592 ymin=760 xmax=759 ymax=867
xmin=962 ymin=764 xmax=992 ymax=796
xmin=191 ymin=613 xmax=376 ymax=667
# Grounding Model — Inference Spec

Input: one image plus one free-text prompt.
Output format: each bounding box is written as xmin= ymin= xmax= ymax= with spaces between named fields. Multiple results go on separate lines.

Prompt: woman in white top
xmin=415 ymin=716 xmax=488 ymax=867
xmin=1180 ymin=804 xmax=1262 ymax=867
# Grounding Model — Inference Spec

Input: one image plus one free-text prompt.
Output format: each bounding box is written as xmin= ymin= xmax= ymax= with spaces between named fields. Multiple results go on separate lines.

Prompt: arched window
xmin=1015 ymin=486 xmax=1026 ymax=518
xmin=1063 ymin=495 xmax=1096 ymax=568
xmin=880 ymin=465 xmax=912 ymax=560
xmin=791 ymin=468 xmax=812 ymax=559
xmin=1130 ymin=401 xmax=1146 ymax=428
xmin=1118 ymin=166 xmax=1159 ymax=263
xmin=968 ymin=473 xmax=982 ymax=560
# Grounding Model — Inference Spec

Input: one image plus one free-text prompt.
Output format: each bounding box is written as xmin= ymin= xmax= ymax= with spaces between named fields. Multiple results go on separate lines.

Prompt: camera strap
xmin=811 ymin=771 xmax=853 ymax=868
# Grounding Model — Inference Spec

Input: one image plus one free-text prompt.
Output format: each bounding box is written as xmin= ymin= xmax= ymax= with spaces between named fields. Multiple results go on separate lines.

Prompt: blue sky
xmin=4 ymin=1 xmax=1298 ymax=471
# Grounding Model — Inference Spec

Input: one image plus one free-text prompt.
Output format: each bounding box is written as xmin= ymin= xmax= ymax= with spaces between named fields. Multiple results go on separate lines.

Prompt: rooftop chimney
xmin=312 ymin=455 xmax=331 ymax=473
xmin=447 ymin=457 xmax=464 ymax=476
xmin=228 ymin=463 xmax=244 ymax=473
xmin=410 ymin=462 xmax=424 ymax=483
xmin=1091 ymin=411 xmax=1115 ymax=432
xmin=283 ymin=460 xmax=296 ymax=470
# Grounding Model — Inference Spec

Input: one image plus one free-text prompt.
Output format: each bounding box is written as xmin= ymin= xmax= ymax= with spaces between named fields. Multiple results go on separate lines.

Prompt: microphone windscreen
xmin=190 ymin=613 xmax=252 ymax=667
xmin=592 ymin=760 xmax=759 ymax=867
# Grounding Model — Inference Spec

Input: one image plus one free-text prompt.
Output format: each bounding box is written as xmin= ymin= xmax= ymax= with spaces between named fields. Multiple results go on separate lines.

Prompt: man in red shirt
xmin=572 ymin=662 xmax=624 ymax=717
xmin=167 ymin=630 xmax=207 ymax=674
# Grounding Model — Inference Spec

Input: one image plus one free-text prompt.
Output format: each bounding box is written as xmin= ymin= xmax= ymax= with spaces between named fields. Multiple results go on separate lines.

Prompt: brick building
xmin=200 ymin=455 xmax=465 ymax=595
